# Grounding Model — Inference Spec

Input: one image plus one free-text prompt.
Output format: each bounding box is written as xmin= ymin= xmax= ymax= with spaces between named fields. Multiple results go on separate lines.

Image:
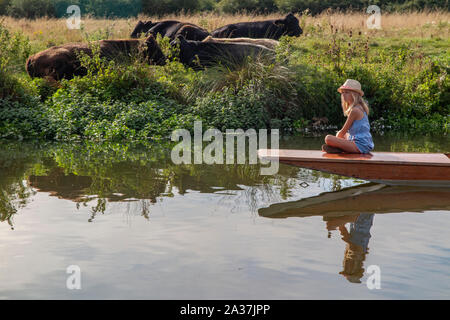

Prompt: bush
xmin=53 ymin=0 xmax=142 ymax=18
xmin=0 ymin=22 xmax=32 ymax=100
xmin=0 ymin=97 xmax=52 ymax=139
xmin=1 ymin=0 xmax=449 ymax=17
xmin=216 ymin=0 xmax=276 ymax=13
xmin=0 ymin=0 xmax=10 ymax=15
xmin=141 ymin=0 xmax=201 ymax=16
xmin=6 ymin=0 xmax=55 ymax=18
xmin=45 ymin=51 xmax=199 ymax=141
xmin=46 ymin=84 xmax=198 ymax=141
xmin=192 ymin=86 xmax=271 ymax=131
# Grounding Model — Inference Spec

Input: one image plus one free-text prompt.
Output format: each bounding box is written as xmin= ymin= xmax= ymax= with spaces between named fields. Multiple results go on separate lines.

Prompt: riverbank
xmin=1 ymin=12 xmax=449 ymax=141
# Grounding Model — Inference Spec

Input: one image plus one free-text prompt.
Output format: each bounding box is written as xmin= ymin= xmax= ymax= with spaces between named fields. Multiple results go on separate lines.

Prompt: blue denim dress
xmin=349 ymin=214 xmax=375 ymax=253
xmin=348 ymin=110 xmax=374 ymax=154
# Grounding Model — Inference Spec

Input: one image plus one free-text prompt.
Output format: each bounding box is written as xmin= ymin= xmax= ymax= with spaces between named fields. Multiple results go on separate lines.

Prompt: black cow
xmin=130 ymin=20 xmax=210 ymax=41
xmin=170 ymin=35 xmax=274 ymax=69
xmin=130 ymin=20 xmax=156 ymax=38
xmin=211 ymin=13 xmax=302 ymax=40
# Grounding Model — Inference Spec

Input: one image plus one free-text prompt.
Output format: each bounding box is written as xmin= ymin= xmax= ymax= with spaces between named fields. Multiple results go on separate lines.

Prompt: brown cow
xmin=26 ymin=35 xmax=165 ymax=80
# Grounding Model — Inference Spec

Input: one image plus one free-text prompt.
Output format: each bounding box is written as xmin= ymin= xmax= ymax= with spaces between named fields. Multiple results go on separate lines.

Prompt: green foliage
xmin=46 ymin=85 xmax=198 ymax=141
xmin=0 ymin=97 xmax=52 ymax=139
xmin=0 ymin=21 xmax=32 ymax=100
xmin=141 ymin=0 xmax=201 ymax=15
xmin=274 ymin=0 xmax=449 ymax=14
xmin=45 ymin=50 xmax=199 ymax=141
xmin=0 ymin=23 xmax=51 ymax=139
xmin=1 ymin=0 xmax=448 ymax=17
xmin=3 ymin=0 xmax=142 ymax=18
xmin=192 ymin=86 xmax=270 ymax=131
xmin=0 ymin=0 xmax=10 ymax=15
xmin=0 ymin=15 xmax=449 ymax=141
xmin=6 ymin=0 xmax=55 ymax=18
xmin=216 ymin=0 xmax=277 ymax=13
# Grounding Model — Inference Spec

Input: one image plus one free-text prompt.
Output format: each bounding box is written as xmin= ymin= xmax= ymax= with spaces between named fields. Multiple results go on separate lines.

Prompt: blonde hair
xmin=339 ymin=244 xmax=366 ymax=283
xmin=341 ymin=92 xmax=370 ymax=117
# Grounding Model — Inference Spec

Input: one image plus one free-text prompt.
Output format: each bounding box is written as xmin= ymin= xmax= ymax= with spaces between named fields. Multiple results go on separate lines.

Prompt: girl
xmin=322 ymin=79 xmax=374 ymax=154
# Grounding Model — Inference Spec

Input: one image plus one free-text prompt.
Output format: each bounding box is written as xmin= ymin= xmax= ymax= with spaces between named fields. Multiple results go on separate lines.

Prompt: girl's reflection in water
xmin=326 ymin=213 xmax=375 ymax=283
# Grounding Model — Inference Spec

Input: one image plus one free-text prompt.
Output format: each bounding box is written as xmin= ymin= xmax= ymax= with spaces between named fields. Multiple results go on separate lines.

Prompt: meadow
xmin=0 ymin=11 xmax=449 ymax=141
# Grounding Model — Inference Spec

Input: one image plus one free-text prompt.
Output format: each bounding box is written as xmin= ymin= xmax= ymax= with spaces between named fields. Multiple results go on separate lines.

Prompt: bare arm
xmin=338 ymin=225 xmax=352 ymax=243
xmin=336 ymin=108 xmax=363 ymax=139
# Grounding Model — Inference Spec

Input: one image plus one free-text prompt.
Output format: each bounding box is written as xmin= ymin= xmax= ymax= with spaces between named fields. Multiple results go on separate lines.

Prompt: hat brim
xmin=338 ymin=86 xmax=364 ymax=96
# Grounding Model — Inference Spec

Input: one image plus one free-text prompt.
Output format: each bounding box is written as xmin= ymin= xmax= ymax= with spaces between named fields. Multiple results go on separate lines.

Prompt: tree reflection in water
xmin=0 ymin=143 xmax=40 ymax=229
xmin=2 ymin=141 xmax=341 ymax=225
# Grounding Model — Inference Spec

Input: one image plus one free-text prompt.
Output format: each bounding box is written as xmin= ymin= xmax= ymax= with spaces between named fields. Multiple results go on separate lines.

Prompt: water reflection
xmin=258 ymin=184 xmax=450 ymax=218
xmin=259 ymin=183 xmax=450 ymax=284
xmin=0 ymin=141 xmax=311 ymax=226
xmin=2 ymin=138 xmax=450 ymax=226
xmin=327 ymin=213 xmax=374 ymax=284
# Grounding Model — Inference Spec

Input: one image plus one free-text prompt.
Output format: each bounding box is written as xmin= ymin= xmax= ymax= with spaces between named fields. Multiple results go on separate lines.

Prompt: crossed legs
xmin=324 ymin=135 xmax=361 ymax=153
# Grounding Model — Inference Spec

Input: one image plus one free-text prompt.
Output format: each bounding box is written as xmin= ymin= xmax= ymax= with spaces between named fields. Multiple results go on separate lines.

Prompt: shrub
xmin=0 ymin=98 xmax=51 ymax=139
xmin=192 ymin=86 xmax=271 ymax=131
xmin=45 ymin=51 xmax=199 ymax=141
xmin=6 ymin=0 xmax=55 ymax=18
xmin=216 ymin=0 xmax=276 ymax=13
xmin=0 ymin=22 xmax=32 ymax=100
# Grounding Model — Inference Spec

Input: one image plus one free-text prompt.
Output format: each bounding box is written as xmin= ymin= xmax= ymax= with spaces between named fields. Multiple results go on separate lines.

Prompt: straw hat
xmin=338 ymin=79 xmax=364 ymax=96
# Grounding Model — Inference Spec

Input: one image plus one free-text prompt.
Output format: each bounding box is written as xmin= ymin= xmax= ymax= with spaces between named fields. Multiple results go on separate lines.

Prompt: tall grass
xmin=1 ymin=10 xmax=449 ymax=46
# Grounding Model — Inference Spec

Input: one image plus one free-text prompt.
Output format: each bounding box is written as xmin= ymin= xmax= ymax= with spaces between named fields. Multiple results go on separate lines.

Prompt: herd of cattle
xmin=26 ymin=13 xmax=303 ymax=80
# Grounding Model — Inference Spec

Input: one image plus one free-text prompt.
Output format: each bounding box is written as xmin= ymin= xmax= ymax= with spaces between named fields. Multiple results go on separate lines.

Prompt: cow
xmin=130 ymin=20 xmax=156 ymax=38
xmin=130 ymin=20 xmax=210 ymax=41
xmin=26 ymin=35 xmax=165 ymax=80
xmin=171 ymin=35 xmax=274 ymax=69
xmin=210 ymin=13 xmax=302 ymax=40
xmin=202 ymin=36 xmax=279 ymax=50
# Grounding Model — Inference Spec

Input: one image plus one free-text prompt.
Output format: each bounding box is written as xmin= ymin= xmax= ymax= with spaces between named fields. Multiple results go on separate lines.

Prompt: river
xmin=0 ymin=134 xmax=449 ymax=299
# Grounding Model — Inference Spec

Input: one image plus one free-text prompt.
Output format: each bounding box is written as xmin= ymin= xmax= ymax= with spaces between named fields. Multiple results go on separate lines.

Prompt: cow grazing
xmin=130 ymin=20 xmax=210 ymax=41
xmin=202 ymin=36 xmax=279 ymax=50
xmin=171 ymin=35 xmax=274 ymax=69
xmin=26 ymin=35 xmax=165 ymax=80
xmin=210 ymin=13 xmax=302 ymax=40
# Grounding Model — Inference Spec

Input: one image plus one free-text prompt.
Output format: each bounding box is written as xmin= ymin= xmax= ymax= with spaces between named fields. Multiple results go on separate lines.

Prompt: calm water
xmin=0 ymin=135 xmax=449 ymax=299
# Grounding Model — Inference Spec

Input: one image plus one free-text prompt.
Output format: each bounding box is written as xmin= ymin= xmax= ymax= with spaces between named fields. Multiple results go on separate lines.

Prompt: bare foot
xmin=322 ymin=144 xmax=344 ymax=154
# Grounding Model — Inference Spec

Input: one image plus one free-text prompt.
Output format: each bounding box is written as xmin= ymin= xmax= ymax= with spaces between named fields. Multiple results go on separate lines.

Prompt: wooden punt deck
xmin=258 ymin=149 xmax=450 ymax=186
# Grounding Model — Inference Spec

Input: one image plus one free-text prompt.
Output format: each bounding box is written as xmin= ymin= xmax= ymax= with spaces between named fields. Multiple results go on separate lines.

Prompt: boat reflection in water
xmin=258 ymin=183 xmax=450 ymax=283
